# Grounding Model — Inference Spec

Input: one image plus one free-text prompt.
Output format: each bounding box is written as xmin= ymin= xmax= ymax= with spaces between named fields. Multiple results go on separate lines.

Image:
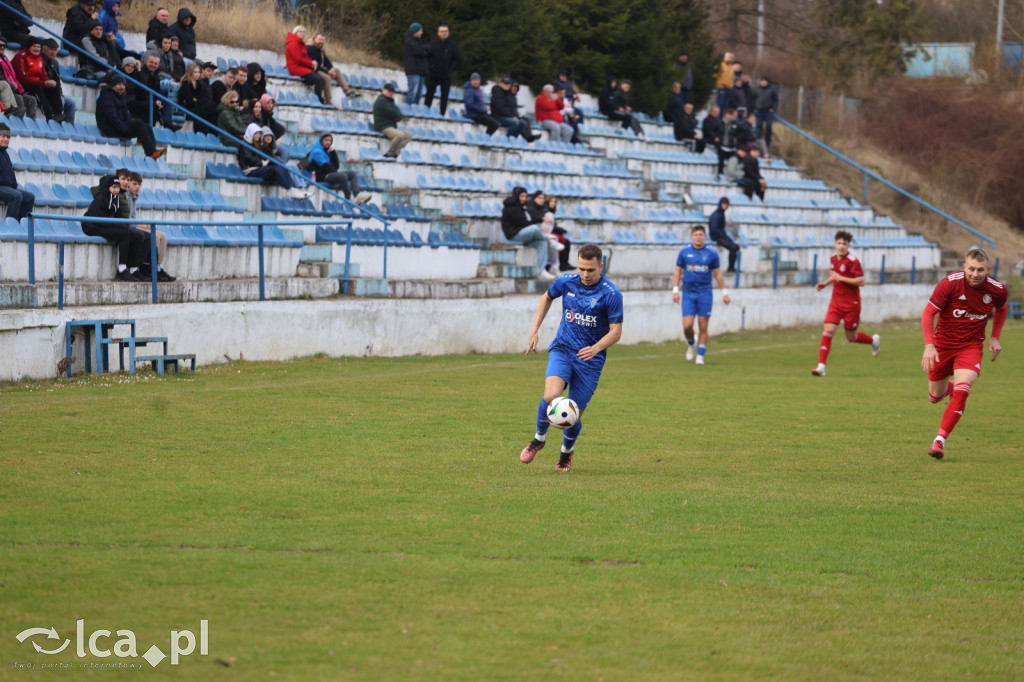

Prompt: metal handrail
xmin=25 ymin=212 xmax=366 ymax=309
xmin=774 ymin=116 xmax=995 ymax=250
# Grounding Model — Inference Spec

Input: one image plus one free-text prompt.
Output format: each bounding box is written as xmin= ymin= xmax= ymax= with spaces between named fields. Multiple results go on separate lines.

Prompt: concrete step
xmin=299 ymin=244 xmax=333 ymax=262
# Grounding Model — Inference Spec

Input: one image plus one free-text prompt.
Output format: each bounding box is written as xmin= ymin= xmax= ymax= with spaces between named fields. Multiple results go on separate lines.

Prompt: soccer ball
xmin=547 ymin=397 xmax=580 ymax=430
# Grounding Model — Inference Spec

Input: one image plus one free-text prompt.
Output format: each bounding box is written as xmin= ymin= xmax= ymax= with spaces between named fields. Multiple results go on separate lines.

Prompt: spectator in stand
xmin=240 ymin=62 xmax=266 ymax=106
xmin=599 ymin=75 xmax=644 ymax=138
xmin=241 ymin=97 xmax=261 ymax=126
xmin=40 ymin=38 xmax=76 ymax=122
xmin=463 ymin=72 xmax=498 ymax=134
xmin=63 ymin=0 xmax=97 ymax=51
xmin=733 ymin=109 xmax=756 ymax=151
xmin=674 ymin=50 xmax=693 ymax=103
xmin=177 ymin=62 xmax=215 ymax=133
xmin=306 ymin=133 xmax=371 ymax=203
xmin=285 ymin=25 xmax=327 ymax=104
xmin=403 ymin=22 xmax=429 ymax=105
xmin=525 ymin=189 xmax=560 ymax=275
xmin=553 ymin=69 xmax=584 ymax=132
xmin=424 ymin=24 xmax=461 ymax=115
xmin=0 ymin=35 xmax=41 ymax=119
xmin=96 ymin=73 xmax=165 ymax=157
xmin=0 ymin=122 xmax=34 ymax=220
xmin=257 ymin=93 xmax=290 ymax=161
xmin=753 ymin=75 xmax=777 ymax=157
xmin=715 ymin=51 xmax=734 ymax=115
xmin=723 ymin=144 xmax=746 ymax=185
xmin=546 ymin=195 xmax=572 ymax=271
xmin=237 ymin=124 xmax=306 ymax=197
xmin=372 ymin=80 xmax=411 ymax=158
xmin=145 ymin=7 xmax=170 ymax=46
xmin=739 ymin=143 xmax=766 ymax=200
xmin=79 ymin=20 xmax=118 ymax=78
xmin=133 ymin=52 xmax=177 ymax=130
xmin=12 ymin=38 xmax=57 ymax=119
xmin=307 ymin=33 xmax=359 ymax=100
xmin=125 ymin=172 xmax=175 ymax=281
xmin=708 ymin=197 xmax=739 ymax=273
xmin=148 ymin=34 xmax=172 ymax=72
xmin=664 ymin=80 xmax=685 ymax=124
xmin=211 ymin=66 xmax=235 ymax=103
xmin=501 ymin=186 xmax=552 ymax=280
xmin=716 ymin=107 xmax=738 ymax=177
xmin=0 ymin=0 xmax=33 ymax=47
xmin=166 ymin=36 xmax=186 ymax=81
xmin=166 ymin=8 xmax=197 ymax=61
xmin=702 ymin=104 xmax=723 ymax=151
xmin=230 ymin=64 xmax=247 ymax=98
xmin=490 ymin=77 xmax=535 ymax=142
xmin=674 ymin=102 xmax=701 ymax=151
xmin=727 ymin=76 xmax=748 ymax=117
xmin=535 ymin=84 xmax=573 ymax=143
xmin=99 ymin=0 xmax=132 ymax=60
xmin=84 ymin=174 xmax=150 ymax=281
xmin=552 ymin=83 xmax=582 ymax=144
xmin=216 ymin=90 xmax=246 ymax=145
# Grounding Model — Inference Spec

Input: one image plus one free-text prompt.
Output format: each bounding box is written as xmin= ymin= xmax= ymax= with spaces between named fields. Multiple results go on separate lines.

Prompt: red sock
xmin=853 ymin=332 xmax=872 ymax=344
xmin=938 ymin=383 xmax=971 ymax=438
xmin=817 ymin=331 xmax=833 ymax=364
xmin=929 ymin=380 xmax=954 ymax=404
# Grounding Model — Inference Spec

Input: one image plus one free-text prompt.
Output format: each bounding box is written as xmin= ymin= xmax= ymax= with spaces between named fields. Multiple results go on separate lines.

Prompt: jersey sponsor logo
xmin=686 ymin=264 xmax=710 ymax=273
xmin=565 ymin=310 xmax=599 ymax=327
xmin=566 ymin=292 xmax=575 ymax=297
xmin=983 ymin=294 xmax=992 ymax=304
xmin=952 ymin=308 xmax=988 ymax=321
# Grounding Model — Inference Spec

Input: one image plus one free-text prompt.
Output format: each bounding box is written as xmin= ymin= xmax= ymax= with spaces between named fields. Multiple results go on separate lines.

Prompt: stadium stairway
xmin=64 ymin=317 xmax=195 ymax=377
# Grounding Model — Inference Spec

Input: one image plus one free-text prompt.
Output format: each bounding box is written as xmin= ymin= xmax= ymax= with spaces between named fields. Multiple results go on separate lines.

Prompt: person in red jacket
xmin=285 ymin=25 xmax=327 ymax=104
xmin=534 ymin=84 xmax=573 ymax=143
xmin=11 ymin=37 xmax=58 ymax=119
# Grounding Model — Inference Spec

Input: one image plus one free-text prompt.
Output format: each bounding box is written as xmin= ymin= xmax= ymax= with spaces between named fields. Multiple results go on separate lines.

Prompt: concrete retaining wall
xmin=0 ymin=284 xmax=932 ymax=382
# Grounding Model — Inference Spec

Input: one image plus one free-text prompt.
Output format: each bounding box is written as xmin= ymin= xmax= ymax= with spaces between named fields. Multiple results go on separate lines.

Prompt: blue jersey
xmin=676 ymin=245 xmax=720 ymax=293
xmin=547 ymin=273 xmax=624 ymax=358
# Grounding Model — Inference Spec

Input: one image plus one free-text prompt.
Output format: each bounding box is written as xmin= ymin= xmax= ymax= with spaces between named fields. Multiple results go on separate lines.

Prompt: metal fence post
xmin=879 ymin=254 xmax=886 ymax=286
xmin=27 ymin=214 xmax=35 ymax=285
xmin=58 ymin=241 xmax=65 ymax=311
xmin=993 ymin=257 xmax=1000 ymax=279
xmin=772 ymin=251 xmax=779 ymax=289
xmin=257 ymin=224 xmax=266 ymax=301
xmin=911 ymin=256 xmax=916 ymax=285
xmin=734 ymin=251 xmax=741 ymax=289
xmin=811 ymin=252 xmax=818 ymax=286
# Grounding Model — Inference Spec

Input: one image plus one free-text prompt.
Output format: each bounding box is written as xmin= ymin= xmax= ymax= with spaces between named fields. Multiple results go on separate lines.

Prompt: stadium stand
xmin=0 ymin=17 xmax=944 ymax=303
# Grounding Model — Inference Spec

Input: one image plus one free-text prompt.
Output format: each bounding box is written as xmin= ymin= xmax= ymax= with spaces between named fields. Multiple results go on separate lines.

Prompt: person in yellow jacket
xmin=714 ymin=51 xmax=734 ymax=117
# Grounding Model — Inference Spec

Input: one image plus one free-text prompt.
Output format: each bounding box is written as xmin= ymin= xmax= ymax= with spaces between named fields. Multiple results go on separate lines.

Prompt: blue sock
xmin=562 ymin=419 xmax=582 ymax=452
xmin=686 ymin=338 xmax=695 ymax=348
xmin=535 ymin=399 xmax=551 ymax=439
xmin=698 ymin=344 xmax=707 ymax=357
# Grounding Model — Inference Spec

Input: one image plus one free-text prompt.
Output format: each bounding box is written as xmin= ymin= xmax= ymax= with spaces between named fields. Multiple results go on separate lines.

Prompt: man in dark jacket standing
xmin=708 ymin=197 xmax=739 ymax=273
xmin=0 ymin=122 xmax=34 ymax=221
xmin=167 ymin=7 xmax=197 ymax=60
xmin=145 ymin=7 xmax=169 ymax=46
xmin=752 ymin=76 xmax=778 ymax=154
xmin=95 ymin=74 xmax=165 ymax=158
xmin=403 ymin=22 xmax=429 ymax=104
xmin=62 ymin=0 xmax=96 ymax=50
xmin=424 ymin=24 xmax=461 ymax=115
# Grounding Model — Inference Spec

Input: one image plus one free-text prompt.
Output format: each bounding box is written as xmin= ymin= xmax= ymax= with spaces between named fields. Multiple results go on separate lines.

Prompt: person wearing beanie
xmin=463 ymin=71 xmax=498 ymax=134
xmin=403 ymin=21 xmax=429 ymax=104
xmin=84 ymin=174 xmax=151 ymax=282
xmin=0 ymin=33 xmax=41 ymax=119
xmin=95 ymin=74 xmax=166 ymax=158
xmin=62 ymin=0 xmax=97 ymax=50
xmin=11 ymin=37 xmax=56 ymax=119
xmin=424 ymin=24 xmax=461 ymax=115
xmin=305 ymin=133 xmax=371 ymax=203
xmin=0 ymin=121 xmax=35 ymax=221
xmin=79 ymin=19 xmax=118 ymax=78
xmin=256 ymin=93 xmax=289 ymax=160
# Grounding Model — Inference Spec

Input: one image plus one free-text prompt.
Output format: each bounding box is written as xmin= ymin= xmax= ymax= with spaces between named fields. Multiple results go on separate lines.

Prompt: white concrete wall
xmin=0 ymin=284 xmax=932 ymax=381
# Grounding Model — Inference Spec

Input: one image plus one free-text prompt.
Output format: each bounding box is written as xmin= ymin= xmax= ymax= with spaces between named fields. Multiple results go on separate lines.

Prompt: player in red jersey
xmin=921 ymin=248 xmax=1007 ymax=459
xmin=810 ymin=230 xmax=881 ymax=376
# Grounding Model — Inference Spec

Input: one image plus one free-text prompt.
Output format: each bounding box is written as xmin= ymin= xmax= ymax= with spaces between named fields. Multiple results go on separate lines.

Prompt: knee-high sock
xmin=938 ymin=383 xmax=971 ymax=438
xmin=818 ymin=331 xmax=834 ymax=364
xmin=562 ymin=419 xmax=582 ymax=452
xmin=535 ymin=399 xmax=550 ymax=438
xmin=929 ymin=380 xmax=954 ymax=404
xmin=852 ymin=332 xmax=872 ymax=344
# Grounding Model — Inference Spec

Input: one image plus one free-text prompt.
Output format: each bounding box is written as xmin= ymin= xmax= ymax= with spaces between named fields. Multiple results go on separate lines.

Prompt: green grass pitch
xmin=2 ymin=321 xmax=1023 ymax=680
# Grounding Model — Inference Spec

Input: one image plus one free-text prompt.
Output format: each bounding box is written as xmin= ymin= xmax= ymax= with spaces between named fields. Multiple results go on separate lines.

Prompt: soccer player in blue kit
xmin=672 ymin=224 xmax=731 ymax=365
xmin=520 ymin=244 xmax=624 ymax=472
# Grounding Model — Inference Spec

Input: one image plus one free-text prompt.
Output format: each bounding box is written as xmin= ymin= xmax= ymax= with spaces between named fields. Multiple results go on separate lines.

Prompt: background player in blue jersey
xmin=520 ymin=243 xmax=624 ymax=472
xmin=672 ymin=224 xmax=731 ymax=365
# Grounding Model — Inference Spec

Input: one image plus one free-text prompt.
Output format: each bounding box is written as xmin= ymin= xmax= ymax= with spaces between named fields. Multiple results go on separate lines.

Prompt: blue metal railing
xmin=27 ymin=213 xmax=364 ymax=309
xmin=775 ymin=116 xmax=995 ymax=250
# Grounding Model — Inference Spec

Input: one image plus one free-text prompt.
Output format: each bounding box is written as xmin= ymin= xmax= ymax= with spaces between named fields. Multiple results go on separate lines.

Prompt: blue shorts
xmin=682 ymin=290 xmax=713 ymax=318
xmin=545 ymin=346 xmax=605 ymax=411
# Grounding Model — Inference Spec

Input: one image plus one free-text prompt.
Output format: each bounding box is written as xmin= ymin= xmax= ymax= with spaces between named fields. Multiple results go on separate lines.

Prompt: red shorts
xmin=928 ymin=344 xmax=984 ymax=382
xmin=824 ymin=301 xmax=860 ymax=330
